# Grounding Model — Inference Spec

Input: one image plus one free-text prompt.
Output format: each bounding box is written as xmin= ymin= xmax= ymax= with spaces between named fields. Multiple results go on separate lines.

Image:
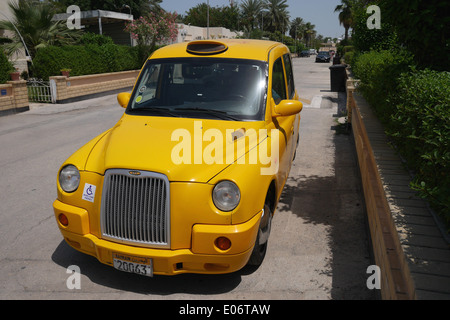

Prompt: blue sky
xmin=161 ymin=0 xmax=345 ymax=39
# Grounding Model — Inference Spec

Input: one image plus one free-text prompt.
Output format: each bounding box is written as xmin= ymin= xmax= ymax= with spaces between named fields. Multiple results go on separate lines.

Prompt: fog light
xmin=59 ymin=213 xmax=69 ymax=226
xmin=215 ymin=237 xmax=231 ymax=251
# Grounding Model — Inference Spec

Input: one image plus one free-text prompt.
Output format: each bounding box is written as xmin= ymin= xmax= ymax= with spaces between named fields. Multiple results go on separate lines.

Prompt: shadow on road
xmin=51 ymin=240 xmax=256 ymax=295
xmin=277 ymin=116 xmax=378 ymax=299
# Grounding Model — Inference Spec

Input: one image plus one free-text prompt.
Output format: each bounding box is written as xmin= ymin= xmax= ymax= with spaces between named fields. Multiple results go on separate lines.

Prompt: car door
xmin=270 ymin=54 xmax=295 ymax=184
xmin=283 ymin=53 xmax=300 ymax=163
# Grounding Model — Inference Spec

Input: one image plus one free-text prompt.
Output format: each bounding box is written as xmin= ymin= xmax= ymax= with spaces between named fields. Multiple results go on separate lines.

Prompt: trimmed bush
xmin=79 ymin=32 xmax=114 ymax=46
xmin=352 ymin=49 xmax=413 ymax=123
xmin=0 ymin=49 xmax=14 ymax=84
xmin=32 ymin=44 xmax=142 ymax=80
xmin=388 ymin=69 xmax=450 ymax=224
xmin=343 ymin=51 xmax=354 ymax=65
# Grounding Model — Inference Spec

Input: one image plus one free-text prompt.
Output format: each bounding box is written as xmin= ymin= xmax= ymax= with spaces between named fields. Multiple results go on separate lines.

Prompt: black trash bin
xmin=333 ymin=54 xmax=341 ymax=65
xmin=329 ymin=64 xmax=347 ymax=92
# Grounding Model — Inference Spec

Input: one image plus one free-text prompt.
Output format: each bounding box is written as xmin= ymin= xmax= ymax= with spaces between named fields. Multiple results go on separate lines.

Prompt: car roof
xmin=149 ymin=39 xmax=286 ymax=62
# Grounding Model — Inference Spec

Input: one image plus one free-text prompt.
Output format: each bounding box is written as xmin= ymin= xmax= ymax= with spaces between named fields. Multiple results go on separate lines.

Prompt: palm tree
xmin=289 ymin=17 xmax=305 ymax=41
xmin=303 ymin=22 xmax=316 ymax=48
xmin=240 ymin=0 xmax=263 ymax=31
xmin=0 ymin=0 xmax=81 ymax=59
xmin=263 ymin=0 xmax=290 ymax=34
xmin=334 ymin=0 xmax=354 ymax=41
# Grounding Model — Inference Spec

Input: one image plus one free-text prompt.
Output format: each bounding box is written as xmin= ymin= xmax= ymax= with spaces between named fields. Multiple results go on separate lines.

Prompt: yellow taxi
xmin=53 ymin=39 xmax=302 ymax=276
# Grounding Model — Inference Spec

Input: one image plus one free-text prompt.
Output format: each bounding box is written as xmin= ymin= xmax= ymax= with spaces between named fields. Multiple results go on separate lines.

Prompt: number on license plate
xmin=113 ymin=253 xmax=153 ymax=277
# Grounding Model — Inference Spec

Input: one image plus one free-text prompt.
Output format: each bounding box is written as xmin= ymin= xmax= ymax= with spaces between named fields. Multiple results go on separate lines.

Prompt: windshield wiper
xmin=174 ymin=107 xmax=240 ymax=121
xmin=131 ymin=107 xmax=179 ymax=117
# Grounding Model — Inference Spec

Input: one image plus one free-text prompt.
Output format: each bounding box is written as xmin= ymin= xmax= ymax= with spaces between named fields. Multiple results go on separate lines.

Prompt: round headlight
xmin=212 ymin=181 xmax=241 ymax=212
xmin=59 ymin=165 xmax=80 ymax=193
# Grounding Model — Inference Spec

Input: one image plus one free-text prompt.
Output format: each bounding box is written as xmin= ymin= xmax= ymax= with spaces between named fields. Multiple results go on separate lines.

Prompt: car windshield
xmin=127 ymin=58 xmax=268 ymax=121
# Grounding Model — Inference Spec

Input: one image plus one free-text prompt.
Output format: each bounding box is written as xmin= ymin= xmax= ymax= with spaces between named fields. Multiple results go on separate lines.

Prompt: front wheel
xmin=247 ymin=203 xmax=273 ymax=266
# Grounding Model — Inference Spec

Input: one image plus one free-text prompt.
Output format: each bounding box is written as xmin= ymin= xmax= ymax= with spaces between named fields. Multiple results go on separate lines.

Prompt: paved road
xmin=0 ymin=55 xmax=376 ymax=300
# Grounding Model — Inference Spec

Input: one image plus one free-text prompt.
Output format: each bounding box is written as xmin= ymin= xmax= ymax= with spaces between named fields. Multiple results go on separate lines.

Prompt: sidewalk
xmin=352 ymin=92 xmax=450 ymax=299
xmin=26 ymin=92 xmax=125 ymax=115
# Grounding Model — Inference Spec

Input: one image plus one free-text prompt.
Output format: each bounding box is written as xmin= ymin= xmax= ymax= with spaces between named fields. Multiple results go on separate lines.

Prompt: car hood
xmin=84 ymin=114 xmax=267 ymax=183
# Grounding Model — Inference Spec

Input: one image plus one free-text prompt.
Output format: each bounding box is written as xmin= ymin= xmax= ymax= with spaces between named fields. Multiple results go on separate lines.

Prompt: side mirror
xmin=272 ymin=99 xmax=303 ymax=117
xmin=117 ymin=92 xmax=131 ymax=108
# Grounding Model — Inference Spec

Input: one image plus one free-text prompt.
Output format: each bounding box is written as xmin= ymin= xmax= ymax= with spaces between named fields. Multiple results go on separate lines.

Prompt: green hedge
xmin=0 ymin=49 xmax=14 ymax=84
xmin=389 ymin=69 xmax=450 ymax=224
xmin=32 ymin=44 xmax=142 ymax=80
xmin=353 ymin=49 xmax=450 ymax=227
xmin=352 ymin=49 xmax=413 ymax=123
xmin=343 ymin=51 xmax=355 ymax=65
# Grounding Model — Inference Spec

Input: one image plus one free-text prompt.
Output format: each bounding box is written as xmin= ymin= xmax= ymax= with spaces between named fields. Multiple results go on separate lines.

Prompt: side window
xmin=131 ymin=63 xmax=162 ymax=108
xmin=283 ymin=54 xmax=295 ymax=99
xmin=272 ymin=57 xmax=287 ymax=104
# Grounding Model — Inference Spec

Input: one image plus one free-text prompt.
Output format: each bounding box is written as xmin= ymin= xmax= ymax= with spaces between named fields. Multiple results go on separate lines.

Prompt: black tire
xmin=247 ymin=203 xmax=273 ymax=266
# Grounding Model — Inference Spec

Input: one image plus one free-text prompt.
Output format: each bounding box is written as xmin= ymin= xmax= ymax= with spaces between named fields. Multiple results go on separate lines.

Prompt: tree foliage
xmin=350 ymin=0 xmax=449 ymax=70
xmin=0 ymin=0 xmax=81 ymax=59
xmin=125 ymin=11 xmax=178 ymax=50
xmin=182 ymin=3 xmax=239 ymax=31
xmin=240 ymin=0 xmax=264 ymax=31
xmin=334 ymin=0 xmax=354 ymax=40
xmin=0 ymin=49 xmax=15 ymax=84
xmin=263 ymin=0 xmax=290 ymax=33
xmin=378 ymin=0 xmax=450 ymax=71
xmin=351 ymin=2 xmax=398 ymax=53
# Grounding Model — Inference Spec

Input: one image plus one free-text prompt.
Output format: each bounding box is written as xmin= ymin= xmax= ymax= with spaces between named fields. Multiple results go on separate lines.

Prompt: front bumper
xmin=53 ymin=200 xmax=262 ymax=275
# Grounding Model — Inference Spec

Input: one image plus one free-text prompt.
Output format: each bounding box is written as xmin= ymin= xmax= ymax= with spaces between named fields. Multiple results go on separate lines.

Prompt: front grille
xmin=100 ymin=169 xmax=170 ymax=248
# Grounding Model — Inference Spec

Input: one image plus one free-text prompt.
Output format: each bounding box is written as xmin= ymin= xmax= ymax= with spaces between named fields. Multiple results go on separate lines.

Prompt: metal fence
xmin=27 ymin=78 xmax=56 ymax=103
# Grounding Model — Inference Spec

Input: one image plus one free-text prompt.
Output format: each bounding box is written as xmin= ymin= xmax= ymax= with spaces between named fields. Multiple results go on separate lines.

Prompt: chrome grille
xmin=101 ymin=169 xmax=170 ymax=248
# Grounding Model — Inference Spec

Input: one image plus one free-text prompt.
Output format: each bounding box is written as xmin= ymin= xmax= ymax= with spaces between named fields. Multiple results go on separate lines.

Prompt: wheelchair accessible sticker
xmin=82 ymin=183 xmax=96 ymax=202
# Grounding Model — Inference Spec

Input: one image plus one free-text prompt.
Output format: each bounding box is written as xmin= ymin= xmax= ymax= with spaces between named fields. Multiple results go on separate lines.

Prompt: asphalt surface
xmin=0 ymin=55 xmax=376 ymax=300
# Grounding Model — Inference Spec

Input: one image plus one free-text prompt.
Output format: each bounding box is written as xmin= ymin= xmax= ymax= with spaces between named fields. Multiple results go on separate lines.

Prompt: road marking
xmin=298 ymin=98 xmax=311 ymax=105
xmin=303 ymin=95 xmax=322 ymax=108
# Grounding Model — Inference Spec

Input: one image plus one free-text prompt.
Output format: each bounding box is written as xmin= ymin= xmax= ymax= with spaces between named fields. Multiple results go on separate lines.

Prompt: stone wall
xmin=49 ymin=70 xmax=140 ymax=104
xmin=0 ymin=80 xmax=29 ymax=116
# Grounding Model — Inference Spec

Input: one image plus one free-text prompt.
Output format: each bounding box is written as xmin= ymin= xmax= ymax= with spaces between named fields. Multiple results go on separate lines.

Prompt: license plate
xmin=113 ymin=253 xmax=153 ymax=277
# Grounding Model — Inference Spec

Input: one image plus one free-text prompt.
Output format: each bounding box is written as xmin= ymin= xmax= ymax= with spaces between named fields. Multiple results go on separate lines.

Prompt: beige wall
xmin=50 ymin=70 xmax=139 ymax=103
xmin=0 ymin=80 xmax=29 ymax=116
xmin=176 ymin=23 xmax=241 ymax=43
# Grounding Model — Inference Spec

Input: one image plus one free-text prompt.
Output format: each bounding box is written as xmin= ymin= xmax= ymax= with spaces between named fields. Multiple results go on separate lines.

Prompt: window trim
xmin=283 ymin=53 xmax=295 ymax=99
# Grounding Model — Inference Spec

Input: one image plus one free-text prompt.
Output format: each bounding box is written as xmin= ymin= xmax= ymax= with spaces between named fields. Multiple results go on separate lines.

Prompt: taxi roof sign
xmin=186 ymin=41 xmax=228 ymax=55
